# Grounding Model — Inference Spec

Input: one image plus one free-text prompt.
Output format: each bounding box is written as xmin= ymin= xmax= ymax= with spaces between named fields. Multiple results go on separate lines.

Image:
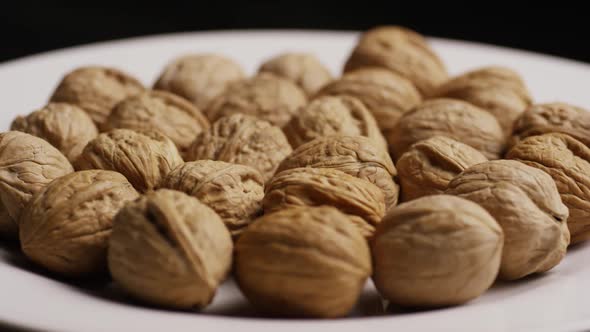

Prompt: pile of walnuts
xmin=2 ymin=26 xmax=589 ymax=318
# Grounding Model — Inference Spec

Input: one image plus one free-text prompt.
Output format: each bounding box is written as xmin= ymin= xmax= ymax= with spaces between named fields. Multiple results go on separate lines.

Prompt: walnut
xmin=283 ymin=95 xmax=387 ymax=151
xmin=49 ymin=66 xmax=144 ymax=129
xmin=343 ymin=26 xmax=448 ymax=96
xmin=160 ymin=160 xmax=264 ymax=237
xmin=431 ymin=66 xmax=532 ymax=135
xmin=108 ymin=189 xmax=232 ymax=309
xmin=19 ymin=170 xmax=139 ymax=277
xmin=372 ymin=195 xmax=503 ymax=307
xmin=507 ymin=133 xmax=590 ymax=244
xmin=75 ymin=129 xmax=183 ymax=192
xmin=277 ymin=135 xmax=399 ymax=209
xmin=396 ymin=136 xmax=488 ymax=201
xmin=316 ymin=68 xmax=421 ymax=139
xmin=264 ymin=167 xmax=386 ymax=237
xmin=205 ymin=74 xmax=307 ymax=127
xmin=510 ymin=103 xmax=590 ymax=148
xmin=446 ymin=160 xmax=570 ymax=280
xmin=388 ymin=98 xmax=506 ymax=160
xmin=154 ymin=54 xmax=246 ymax=110
xmin=11 ymin=103 xmax=99 ymax=163
xmin=187 ymin=114 xmax=292 ymax=182
xmin=235 ymin=206 xmax=371 ymax=318
xmin=258 ymin=52 xmax=333 ymax=96
xmin=0 ymin=131 xmax=73 ymax=238
xmin=105 ymin=90 xmax=209 ymax=158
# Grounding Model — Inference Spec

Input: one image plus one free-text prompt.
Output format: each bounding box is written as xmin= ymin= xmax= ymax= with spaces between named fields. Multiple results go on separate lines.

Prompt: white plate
xmin=1 ymin=30 xmax=590 ymax=332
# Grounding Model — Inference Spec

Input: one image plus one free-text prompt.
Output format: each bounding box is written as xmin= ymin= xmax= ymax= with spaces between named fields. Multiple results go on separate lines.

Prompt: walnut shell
xmin=264 ymin=167 xmax=386 ymax=237
xmin=388 ymin=98 xmax=506 ymax=160
xmin=187 ymin=114 xmax=292 ymax=182
xmin=277 ymin=135 xmax=399 ymax=209
xmin=105 ymin=90 xmax=209 ymax=157
xmin=108 ymin=189 xmax=232 ymax=309
xmin=11 ymin=103 xmax=99 ymax=163
xmin=76 ymin=129 xmax=183 ymax=192
xmin=316 ymin=68 xmax=422 ymax=139
xmin=205 ymin=74 xmax=307 ymax=127
xmin=283 ymin=95 xmax=387 ymax=151
xmin=258 ymin=52 xmax=333 ymax=96
xmin=49 ymin=66 xmax=144 ymax=129
xmin=235 ymin=206 xmax=371 ymax=318
xmin=372 ymin=195 xmax=503 ymax=307
xmin=431 ymin=66 xmax=532 ymax=135
xmin=396 ymin=136 xmax=488 ymax=201
xmin=160 ymin=160 xmax=264 ymax=237
xmin=154 ymin=54 xmax=246 ymax=110
xmin=343 ymin=26 xmax=448 ymax=96
xmin=507 ymin=133 xmax=590 ymax=244
xmin=0 ymin=131 xmax=74 ymax=237
xmin=19 ymin=170 xmax=139 ymax=277
xmin=446 ymin=160 xmax=570 ymax=280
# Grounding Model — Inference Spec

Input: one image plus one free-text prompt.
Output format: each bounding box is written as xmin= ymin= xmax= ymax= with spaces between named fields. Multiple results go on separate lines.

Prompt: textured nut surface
xmin=0 ymin=131 xmax=73 ymax=237
xmin=105 ymin=90 xmax=209 ymax=157
xmin=49 ymin=66 xmax=144 ymax=128
xmin=161 ymin=160 xmax=264 ymax=237
xmin=205 ymin=74 xmax=307 ymax=127
xmin=510 ymin=103 xmax=590 ymax=148
xmin=507 ymin=133 xmax=590 ymax=244
xmin=187 ymin=114 xmax=292 ymax=182
xmin=372 ymin=195 xmax=503 ymax=307
xmin=20 ymin=170 xmax=139 ymax=277
xmin=76 ymin=129 xmax=183 ymax=192
xmin=283 ymin=95 xmax=387 ymax=150
xmin=154 ymin=54 xmax=246 ymax=110
xmin=277 ymin=135 xmax=398 ymax=208
xmin=316 ymin=68 xmax=421 ymax=138
xmin=446 ymin=160 xmax=570 ymax=280
xmin=11 ymin=103 xmax=99 ymax=163
xmin=109 ymin=189 xmax=232 ymax=309
xmin=343 ymin=26 xmax=447 ymax=96
xmin=264 ymin=167 xmax=386 ymax=236
xmin=432 ymin=66 xmax=532 ymax=135
xmin=258 ymin=52 xmax=333 ymax=96
xmin=396 ymin=136 xmax=488 ymax=201
xmin=388 ymin=98 xmax=505 ymax=160
xmin=235 ymin=206 xmax=371 ymax=318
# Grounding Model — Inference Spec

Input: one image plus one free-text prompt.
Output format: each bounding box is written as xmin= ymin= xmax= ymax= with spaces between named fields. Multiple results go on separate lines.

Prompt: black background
xmin=1 ymin=2 xmax=590 ymax=63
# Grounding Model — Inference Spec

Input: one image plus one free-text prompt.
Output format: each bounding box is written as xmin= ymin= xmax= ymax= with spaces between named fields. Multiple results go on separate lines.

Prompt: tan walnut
xmin=205 ymin=74 xmax=307 ymax=127
xmin=76 ymin=129 xmax=183 ymax=192
xmin=258 ymin=52 xmax=333 ymax=96
xmin=277 ymin=135 xmax=399 ymax=209
xmin=49 ymin=66 xmax=144 ymax=129
xmin=11 ymin=103 xmax=99 ymax=163
xmin=264 ymin=167 xmax=386 ymax=237
xmin=187 ymin=114 xmax=292 ymax=182
xmin=109 ymin=189 xmax=232 ymax=309
xmin=235 ymin=206 xmax=371 ymax=318
xmin=105 ymin=90 xmax=209 ymax=157
xmin=396 ymin=136 xmax=488 ymax=201
xmin=283 ymin=95 xmax=387 ymax=151
xmin=154 ymin=54 xmax=246 ymax=110
xmin=20 ymin=170 xmax=139 ymax=277
xmin=372 ymin=195 xmax=503 ymax=307
xmin=507 ymin=133 xmax=590 ymax=244
xmin=0 ymin=131 xmax=73 ymax=238
xmin=388 ymin=98 xmax=505 ymax=160
xmin=343 ymin=26 xmax=448 ymax=96
xmin=446 ymin=160 xmax=570 ymax=280
xmin=160 ymin=160 xmax=264 ymax=237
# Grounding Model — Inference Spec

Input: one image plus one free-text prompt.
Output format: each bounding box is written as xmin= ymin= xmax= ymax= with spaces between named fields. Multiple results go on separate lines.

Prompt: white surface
xmin=1 ymin=30 xmax=590 ymax=332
